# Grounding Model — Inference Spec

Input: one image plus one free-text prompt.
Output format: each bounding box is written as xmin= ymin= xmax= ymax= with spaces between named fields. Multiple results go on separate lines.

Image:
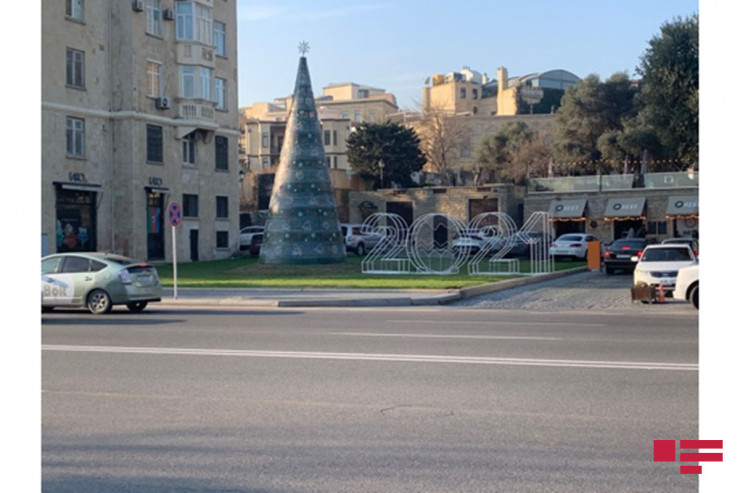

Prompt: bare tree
xmin=414 ymin=103 xmax=468 ymax=185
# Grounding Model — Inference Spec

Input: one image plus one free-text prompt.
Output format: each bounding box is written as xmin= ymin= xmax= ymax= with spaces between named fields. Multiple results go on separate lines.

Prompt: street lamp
xmin=378 ymin=159 xmax=384 ymax=189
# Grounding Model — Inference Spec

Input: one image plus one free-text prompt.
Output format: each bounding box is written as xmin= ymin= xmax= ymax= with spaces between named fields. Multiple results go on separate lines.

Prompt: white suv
xmin=340 ymin=224 xmax=384 ymax=255
xmin=633 ymin=244 xmax=697 ymax=297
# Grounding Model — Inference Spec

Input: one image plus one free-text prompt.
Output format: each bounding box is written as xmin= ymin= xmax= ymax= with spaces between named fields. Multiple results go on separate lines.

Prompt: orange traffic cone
xmin=656 ymin=285 xmax=666 ymax=303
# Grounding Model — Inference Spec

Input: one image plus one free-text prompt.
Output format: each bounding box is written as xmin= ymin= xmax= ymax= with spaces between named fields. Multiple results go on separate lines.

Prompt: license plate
xmin=137 ymin=275 xmax=152 ymax=284
xmin=617 ymin=254 xmax=631 ymax=259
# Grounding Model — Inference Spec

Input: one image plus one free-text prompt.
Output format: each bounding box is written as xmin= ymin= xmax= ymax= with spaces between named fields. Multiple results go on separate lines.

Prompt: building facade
xmin=42 ymin=0 xmax=240 ymax=262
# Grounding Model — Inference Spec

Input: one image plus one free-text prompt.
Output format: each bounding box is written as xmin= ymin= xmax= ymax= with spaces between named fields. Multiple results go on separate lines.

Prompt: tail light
xmin=635 ymin=250 xmax=643 ymax=259
xmin=569 ymin=243 xmax=582 ymax=247
xmin=605 ymin=252 xmax=613 ymax=259
xmin=621 ymin=246 xmax=631 ymax=250
xmin=550 ymin=243 xmax=557 ymax=247
xmin=118 ymin=269 xmax=132 ymax=285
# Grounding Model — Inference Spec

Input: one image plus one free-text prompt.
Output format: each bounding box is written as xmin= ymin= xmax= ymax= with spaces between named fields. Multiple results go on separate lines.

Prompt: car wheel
xmin=690 ymin=286 xmax=699 ymax=309
xmin=126 ymin=301 xmax=148 ymax=313
xmin=356 ymin=243 xmax=366 ymax=256
xmin=87 ymin=289 xmax=112 ymax=315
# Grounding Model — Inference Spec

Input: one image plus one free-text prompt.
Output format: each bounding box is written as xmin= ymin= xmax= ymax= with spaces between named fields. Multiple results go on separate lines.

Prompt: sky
xmin=237 ymin=0 xmax=698 ymax=109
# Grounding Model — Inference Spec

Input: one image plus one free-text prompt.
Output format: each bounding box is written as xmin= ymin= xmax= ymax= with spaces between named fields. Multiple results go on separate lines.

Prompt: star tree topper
xmin=298 ymin=41 xmax=310 ymax=56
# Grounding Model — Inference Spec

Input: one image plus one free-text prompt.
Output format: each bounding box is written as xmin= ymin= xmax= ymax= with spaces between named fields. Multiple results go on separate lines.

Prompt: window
xmin=176 ymin=1 xmax=212 ymax=44
xmin=324 ymin=130 xmax=331 ymax=146
xmin=183 ymin=194 xmax=198 ymax=217
xmin=180 ymin=66 xmax=211 ymax=100
xmin=66 ymin=0 xmax=83 ymax=21
xmin=215 ymin=136 xmax=228 ymax=170
xmin=216 ymin=196 xmax=228 ymax=218
xmin=472 ymin=88 xmax=478 ymax=100
xmin=61 ymin=256 xmax=90 ymax=273
xmin=146 ymin=0 xmax=162 ymax=36
xmin=261 ymin=133 xmax=268 ymax=148
xmin=333 ymin=130 xmax=338 ymax=146
xmin=66 ymin=48 xmax=85 ymax=88
xmin=182 ymin=134 xmax=196 ymax=165
xmin=214 ymin=21 xmax=226 ymax=56
xmin=66 ymin=117 xmax=85 ymax=157
xmin=146 ymin=61 xmax=162 ymax=97
xmin=146 ymin=125 xmax=163 ymax=163
xmin=216 ymin=231 xmax=229 ymax=248
xmin=215 ymin=77 xmax=226 ymax=109
xmin=354 ymin=111 xmax=361 ymax=122
xmin=181 ymin=66 xmax=195 ymax=98
xmin=200 ymin=67 xmax=212 ymax=100
xmin=460 ymin=87 xmax=467 ymax=99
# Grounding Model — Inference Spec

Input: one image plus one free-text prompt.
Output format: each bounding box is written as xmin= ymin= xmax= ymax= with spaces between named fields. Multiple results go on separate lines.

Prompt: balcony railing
xmin=527 ymin=171 xmax=698 ymax=194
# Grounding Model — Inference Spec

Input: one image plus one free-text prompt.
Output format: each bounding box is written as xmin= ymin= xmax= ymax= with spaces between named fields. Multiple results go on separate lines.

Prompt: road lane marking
xmin=42 ymin=344 xmax=697 ymax=371
xmin=330 ymin=332 xmax=564 ymax=341
xmin=385 ymin=320 xmax=607 ymax=327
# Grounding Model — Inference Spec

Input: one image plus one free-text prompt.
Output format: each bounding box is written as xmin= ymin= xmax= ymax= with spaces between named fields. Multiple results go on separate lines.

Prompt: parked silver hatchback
xmin=41 ymin=252 xmax=162 ymax=314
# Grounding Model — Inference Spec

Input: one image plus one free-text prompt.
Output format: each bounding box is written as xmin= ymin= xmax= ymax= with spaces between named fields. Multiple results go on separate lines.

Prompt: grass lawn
xmin=154 ymin=255 xmax=586 ymax=290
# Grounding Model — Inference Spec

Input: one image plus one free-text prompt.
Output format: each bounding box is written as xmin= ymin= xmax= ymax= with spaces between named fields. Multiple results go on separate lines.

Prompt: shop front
xmin=665 ymin=194 xmax=699 ymax=238
xmin=54 ymin=182 xmax=100 ymax=253
xmin=548 ymin=198 xmax=587 ymax=237
xmin=604 ymin=197 xmax=647 ymax=239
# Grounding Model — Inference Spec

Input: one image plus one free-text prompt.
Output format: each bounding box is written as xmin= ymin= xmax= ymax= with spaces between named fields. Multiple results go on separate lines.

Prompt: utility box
xmin=587 ymin=241 xmax=601 ymax=271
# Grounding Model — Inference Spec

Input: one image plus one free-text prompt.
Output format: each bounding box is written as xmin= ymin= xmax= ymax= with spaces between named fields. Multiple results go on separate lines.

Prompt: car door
xmin=56 ymin=256 xmax=94 ymax=306
xmin=42 ymin=257 xmax=66 ymax=305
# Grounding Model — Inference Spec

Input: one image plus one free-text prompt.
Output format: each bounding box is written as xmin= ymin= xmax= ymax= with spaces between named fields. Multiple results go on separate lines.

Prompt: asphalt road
xmin=42 ymin=298 xmax=698 ymax=492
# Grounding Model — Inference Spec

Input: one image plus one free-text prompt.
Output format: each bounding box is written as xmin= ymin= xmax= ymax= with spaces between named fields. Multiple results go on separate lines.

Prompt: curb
xmin=157 ymin=267 xmax=589 ymax=308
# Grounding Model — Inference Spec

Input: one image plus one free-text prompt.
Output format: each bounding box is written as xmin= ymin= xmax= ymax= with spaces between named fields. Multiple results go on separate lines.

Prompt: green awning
xmin=604 ymin=197 xmax=646 ymax=218
xmin=548 ymin=199 xmax=587 ymax=219
xmin=666 ymin=195 xmax=698 ymax=216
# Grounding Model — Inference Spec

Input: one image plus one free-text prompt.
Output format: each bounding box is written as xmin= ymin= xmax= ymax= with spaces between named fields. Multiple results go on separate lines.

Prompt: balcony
xmin=175 ymin=100 xmax=218 ymax=140
xmin=176 ymin=43 xmax=215 ymax=69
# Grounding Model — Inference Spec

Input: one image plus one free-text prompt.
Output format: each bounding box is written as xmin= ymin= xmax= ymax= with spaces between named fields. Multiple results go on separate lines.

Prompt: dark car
xmin=603 ymin=238 xmax=649 ymax=274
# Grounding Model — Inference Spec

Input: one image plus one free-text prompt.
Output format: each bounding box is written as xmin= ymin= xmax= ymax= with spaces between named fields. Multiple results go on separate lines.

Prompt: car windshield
xmin=641 ymin=248 xmax=693 ymax=262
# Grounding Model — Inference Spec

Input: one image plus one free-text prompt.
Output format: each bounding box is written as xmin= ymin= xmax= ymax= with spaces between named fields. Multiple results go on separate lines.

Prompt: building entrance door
xmin=146 ymin=192 xmax=165 ymax=260
xmin=189 ymin=229 xmax=199 ymax=262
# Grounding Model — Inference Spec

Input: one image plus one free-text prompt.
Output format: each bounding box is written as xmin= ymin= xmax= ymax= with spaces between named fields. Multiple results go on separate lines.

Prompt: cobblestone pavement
xmin=452 ymin=270 xmax=697 ymax=313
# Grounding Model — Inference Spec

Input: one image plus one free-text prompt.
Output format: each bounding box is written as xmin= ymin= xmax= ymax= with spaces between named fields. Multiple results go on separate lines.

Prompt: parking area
xmin=452 ymin=269 xmax=696 ymax=313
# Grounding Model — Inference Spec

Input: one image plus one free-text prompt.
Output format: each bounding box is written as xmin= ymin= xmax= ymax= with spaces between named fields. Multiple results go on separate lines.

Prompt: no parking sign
xmin=167 ymin=202 xmax=183 ymax=227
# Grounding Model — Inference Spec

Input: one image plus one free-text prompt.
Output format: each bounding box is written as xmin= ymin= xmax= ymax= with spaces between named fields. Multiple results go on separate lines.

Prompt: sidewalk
xmin=159 ymin=266 xmax=589 ymax=308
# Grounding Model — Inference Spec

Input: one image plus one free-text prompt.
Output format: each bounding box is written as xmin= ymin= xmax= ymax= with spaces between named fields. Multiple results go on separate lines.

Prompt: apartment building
xmin=42 ymin=0 xmax=240 ymax=262
xmin=422 ymin=66 xmax=580 ymax=116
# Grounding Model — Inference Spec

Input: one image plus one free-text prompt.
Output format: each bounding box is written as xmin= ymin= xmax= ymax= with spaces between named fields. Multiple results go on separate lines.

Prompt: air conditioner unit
xmin=132 ymin=0 xmax=144 ymax=12
xmin=156 ymin=97 xmax=171 ymax=110
xmin=163 ymin=9 xmax=175 ymax=20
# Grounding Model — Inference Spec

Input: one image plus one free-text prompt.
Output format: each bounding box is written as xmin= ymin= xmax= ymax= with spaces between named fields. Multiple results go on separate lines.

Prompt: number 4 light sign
xmin=167 ymin=202 xmax=183 ymax=299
